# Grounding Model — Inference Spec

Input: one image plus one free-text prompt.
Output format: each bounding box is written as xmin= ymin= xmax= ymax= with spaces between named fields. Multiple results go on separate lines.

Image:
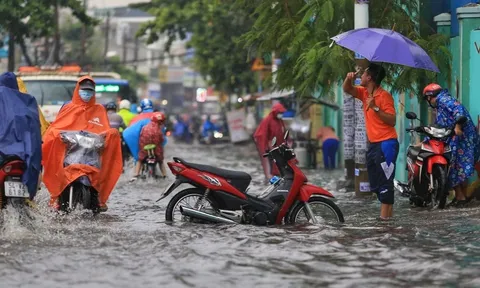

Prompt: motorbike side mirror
xmin=271 ymin=137 xmax=277 ymax=147
xmin=284 ymin=130 xmax=289 ymax=141
xmin=406 ymin=112 xmax=417 ymax=120
xmin=456 ymin=116 xmax=468 ymax=125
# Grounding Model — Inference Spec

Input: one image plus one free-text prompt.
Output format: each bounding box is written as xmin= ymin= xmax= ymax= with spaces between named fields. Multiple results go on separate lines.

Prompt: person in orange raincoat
xmin=42 ymin=76 xmax=123 ymax=212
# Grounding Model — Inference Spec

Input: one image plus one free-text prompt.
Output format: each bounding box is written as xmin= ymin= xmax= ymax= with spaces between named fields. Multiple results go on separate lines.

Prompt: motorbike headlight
xmin=214 ymin=131 xmax=223 ymax=138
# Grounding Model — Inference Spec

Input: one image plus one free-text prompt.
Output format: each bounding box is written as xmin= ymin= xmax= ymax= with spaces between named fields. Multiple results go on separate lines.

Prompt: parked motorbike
xmin=140 ymin=144 xmax=158 ymax=179
xmin=0 ymin=153 xmax=29 ymax=209
xmin=58 ymin=131 xmax=105 ymax=213
xmin=158 ymin=130 xmax=344 ymax=225
xmin=394 ymin=112 xmax=467 ymax=209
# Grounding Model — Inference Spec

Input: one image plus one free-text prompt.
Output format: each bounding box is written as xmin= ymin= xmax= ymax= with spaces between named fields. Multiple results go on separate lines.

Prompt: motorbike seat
xmin=408 ymin=145 xmax=421 ymax=159
xmin=173 ymin=157 xmax=252 ymax=192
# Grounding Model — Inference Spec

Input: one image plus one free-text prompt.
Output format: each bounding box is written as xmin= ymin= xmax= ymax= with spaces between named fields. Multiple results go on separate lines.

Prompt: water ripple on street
xmin=0 ymin=141 xmax=479 ymax=287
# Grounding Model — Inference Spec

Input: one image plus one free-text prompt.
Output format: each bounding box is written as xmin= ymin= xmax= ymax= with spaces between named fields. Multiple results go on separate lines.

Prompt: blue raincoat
xmin=123 ymin=118 xmax=167 ymax=161
xmin=0 ymin=72 xmax=42 ymax=198
xmin=201 ymin=120 xmax=218 ymax=138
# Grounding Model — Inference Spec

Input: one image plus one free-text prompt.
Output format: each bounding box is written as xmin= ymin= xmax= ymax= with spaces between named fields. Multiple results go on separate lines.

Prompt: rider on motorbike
xmin=130 ymin=112 xmax=168 ymax=181
xmin=201 ymin=115 xmax=219 ymax=142
xmin=0 ymin=72 xmax=42 ymax=200
xmin=130 ymin=99 xmax=155 ymax=126
xmin=42 ymin=76 xmax=123 ymax=212
xmin=422 ymin=84 xmax=479 ymax=207
xmin=105 ymin=102 xmax=126 ymax=131
xmin=118 ymin=99 xmax=136 ymax=127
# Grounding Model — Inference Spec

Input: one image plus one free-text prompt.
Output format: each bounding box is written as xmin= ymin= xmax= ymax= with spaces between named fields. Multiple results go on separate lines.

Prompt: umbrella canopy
xmin=331 ymin=28 xmax=440 ymax=73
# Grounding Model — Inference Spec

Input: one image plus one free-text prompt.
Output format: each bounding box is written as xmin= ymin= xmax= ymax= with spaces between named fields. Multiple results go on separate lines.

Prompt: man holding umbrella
xmin=343 ymin=63 xmax=399 ymax=220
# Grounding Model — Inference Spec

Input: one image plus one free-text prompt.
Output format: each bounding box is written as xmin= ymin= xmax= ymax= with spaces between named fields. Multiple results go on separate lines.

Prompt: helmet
xmin=105 ymin=101 xmax=117 ymax=111
xmin=151 ymin=112 xmax=165 ymax=123
xmin=140 ymin=99 xmax=153 ymax=111
xmin=423 ymin=83 xmax=442 ymax=98
xmin=119 ymin=99 xmax=131 ymax=110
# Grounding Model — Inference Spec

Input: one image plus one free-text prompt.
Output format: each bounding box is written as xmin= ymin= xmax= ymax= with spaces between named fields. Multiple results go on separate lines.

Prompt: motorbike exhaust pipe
xmin=394 ymin=179 xmax=409 ymax=197
xmin=179 ymin=206 xmax=236 ymax=224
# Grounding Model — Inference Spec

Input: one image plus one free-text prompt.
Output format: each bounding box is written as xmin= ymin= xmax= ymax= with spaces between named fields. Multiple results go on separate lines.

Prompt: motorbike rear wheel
xmin=287 ymin=196 xmax=345 ymax=224
xmin=165 ymin=188 xmax=219 ymax=222
xmin=432 ymin=164 xmax=448 ymax=209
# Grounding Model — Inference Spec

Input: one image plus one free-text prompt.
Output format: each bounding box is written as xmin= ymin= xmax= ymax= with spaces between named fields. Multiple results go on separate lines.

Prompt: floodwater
xmin=1 ymin=142 xmax=480 ymax=288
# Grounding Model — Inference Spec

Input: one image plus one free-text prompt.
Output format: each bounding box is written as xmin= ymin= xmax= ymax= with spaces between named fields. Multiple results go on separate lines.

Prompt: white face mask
xmin=277 ymin=113 xmax=283 ymax=119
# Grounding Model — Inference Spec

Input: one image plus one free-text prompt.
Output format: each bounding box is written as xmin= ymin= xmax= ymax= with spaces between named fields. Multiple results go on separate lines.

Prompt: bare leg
xmin=380 ymin=204 xmax=393 ymax=220
xmin=454 ymin=184 xmax=466 ymax=201
xmin=130 ymin=161 xmax=142 ymax=182
xmin=159 ymin=161 xmax=167 ymax=177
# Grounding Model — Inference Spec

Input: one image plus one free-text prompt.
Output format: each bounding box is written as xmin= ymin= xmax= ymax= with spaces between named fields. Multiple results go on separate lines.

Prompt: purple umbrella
xmin=331 ymin=28 xmax=440 ymax=73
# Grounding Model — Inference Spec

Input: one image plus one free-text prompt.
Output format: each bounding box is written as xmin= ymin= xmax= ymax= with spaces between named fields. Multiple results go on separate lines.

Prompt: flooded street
xmin=1 ymin=142 xmax=480 ymax=287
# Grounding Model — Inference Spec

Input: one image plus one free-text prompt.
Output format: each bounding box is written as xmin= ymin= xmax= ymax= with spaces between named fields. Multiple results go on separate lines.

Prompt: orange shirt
xmin=355 ymin=86 xmax=398 ymax=143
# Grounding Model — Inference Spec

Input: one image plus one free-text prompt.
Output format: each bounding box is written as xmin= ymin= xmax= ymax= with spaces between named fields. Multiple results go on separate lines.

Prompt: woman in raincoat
xmin=42 ymin=76 xmax=123 ymax=212
xmin=423 ymin=83 xmax=480 ymax=207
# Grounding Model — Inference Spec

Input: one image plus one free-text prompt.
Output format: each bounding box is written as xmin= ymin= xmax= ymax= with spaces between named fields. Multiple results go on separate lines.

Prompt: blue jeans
xmin=322 ymin=139 xmax=339 ymax=169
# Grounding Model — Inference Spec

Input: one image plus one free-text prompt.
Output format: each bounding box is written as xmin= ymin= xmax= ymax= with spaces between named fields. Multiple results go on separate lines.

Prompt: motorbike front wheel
xmin=287 ymin=196 xmax=345 ymax=224
xmin=431 ymin=164 xmax=448 ymax=209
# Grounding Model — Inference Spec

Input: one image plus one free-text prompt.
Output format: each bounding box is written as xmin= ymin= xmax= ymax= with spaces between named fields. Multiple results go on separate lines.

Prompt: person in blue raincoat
xmin=0 ymin=72 xmax=42 ymax=200
xmin=422 ymin=83 xmax=480 ymax=207
xmin=201 ymin=115 xmax=218 ymax=138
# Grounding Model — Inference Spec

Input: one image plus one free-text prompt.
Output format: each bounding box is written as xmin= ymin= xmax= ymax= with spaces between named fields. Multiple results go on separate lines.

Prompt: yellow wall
xmin=309 ymin=104 xmax=324 ymax=166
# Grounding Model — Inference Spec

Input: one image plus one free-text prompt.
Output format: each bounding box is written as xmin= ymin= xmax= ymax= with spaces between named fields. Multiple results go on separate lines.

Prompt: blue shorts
xmin=367 ymin=139 xmax=399 ymax=205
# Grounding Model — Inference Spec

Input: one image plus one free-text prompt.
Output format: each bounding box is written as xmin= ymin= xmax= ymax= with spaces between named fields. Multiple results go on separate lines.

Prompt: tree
xmin=134 ymin=0 xmax=257 ymax=95
xmin=237 ymin=0 xmax=450 ymax=97
xmin=0 ymin=0 xmax=95 ymax=70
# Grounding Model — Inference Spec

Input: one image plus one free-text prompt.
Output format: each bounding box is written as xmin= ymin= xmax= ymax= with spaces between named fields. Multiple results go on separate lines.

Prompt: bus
xmin=94 ymin=78 xmax=138 ymax=106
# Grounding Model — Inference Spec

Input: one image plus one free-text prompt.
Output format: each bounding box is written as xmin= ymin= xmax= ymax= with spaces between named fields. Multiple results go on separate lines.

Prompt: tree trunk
xmin=7 ymin=30 xmax=15 ymax=72
xmin=44 ymin=37 xmax=50 ymax=63
xmin=53 ymin=0 xmax=61 ymax=65
xmin=19 ymin=40 xmax=33 ymax=66
xmin=103 ymin=11 xmax=110 ymax=68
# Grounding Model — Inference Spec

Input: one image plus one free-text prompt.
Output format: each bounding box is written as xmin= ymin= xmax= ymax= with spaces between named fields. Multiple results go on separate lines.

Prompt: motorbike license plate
xmin=4 ymin=181 xmax=29 ymax=198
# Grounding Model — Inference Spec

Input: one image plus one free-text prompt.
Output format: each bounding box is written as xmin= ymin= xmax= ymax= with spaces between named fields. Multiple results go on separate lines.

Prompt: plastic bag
xmin=60 ymin=130 xmax=105 ymax=169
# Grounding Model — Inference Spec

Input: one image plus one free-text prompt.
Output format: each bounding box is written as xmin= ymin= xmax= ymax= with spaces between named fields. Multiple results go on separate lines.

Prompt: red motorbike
xmin=157 ymin=131 xmax=344 ymax=225
xmin=0 ymin=153 xmax=29 ymax=209
xmin=394 ymin=112 xmax=467 ymax=208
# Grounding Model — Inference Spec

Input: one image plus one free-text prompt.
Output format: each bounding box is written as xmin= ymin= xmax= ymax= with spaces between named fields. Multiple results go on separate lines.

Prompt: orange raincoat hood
xmin=42 ymin=76 xmax=123 ymax=203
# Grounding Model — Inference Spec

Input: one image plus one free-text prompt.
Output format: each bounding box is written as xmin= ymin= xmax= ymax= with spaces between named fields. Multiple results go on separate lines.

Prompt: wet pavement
xmin=1 ymin=141 xmax=480 ymax=287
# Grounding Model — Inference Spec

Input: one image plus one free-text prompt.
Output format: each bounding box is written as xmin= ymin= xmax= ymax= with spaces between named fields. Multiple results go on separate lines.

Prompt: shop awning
xmin=256 ymin=89 xmax=295 ymax=101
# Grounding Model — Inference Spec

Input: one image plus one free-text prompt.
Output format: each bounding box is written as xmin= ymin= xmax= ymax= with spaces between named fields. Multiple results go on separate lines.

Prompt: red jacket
xmin=253 ymin=103 xmax=287 ymax=177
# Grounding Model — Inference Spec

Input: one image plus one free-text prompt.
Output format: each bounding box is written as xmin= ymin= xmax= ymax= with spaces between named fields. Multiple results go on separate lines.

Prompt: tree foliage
xmin=0 ymin=0 xmax=96 ymax=68
xmin=237 ymin=0 xmax=450 ymax=97
xmin=135 ymin=0 xmax=256 ymax=94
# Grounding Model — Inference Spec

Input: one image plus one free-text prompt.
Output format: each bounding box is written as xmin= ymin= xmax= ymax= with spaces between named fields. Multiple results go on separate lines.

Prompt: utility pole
xmin=103 ymin=10 xmax=110 ymax=66
xmin=53 ymin=0 xmax=61 ymax=65
xmin=133 ymin=36 xmax=139 ymax=71
xmin=122 ymin=27 xmax=127 ymax=64
xmin=353 ymin=0 xmax=370 ymax=196
xmin=7 ymin=31 xmax=15 ymax=72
